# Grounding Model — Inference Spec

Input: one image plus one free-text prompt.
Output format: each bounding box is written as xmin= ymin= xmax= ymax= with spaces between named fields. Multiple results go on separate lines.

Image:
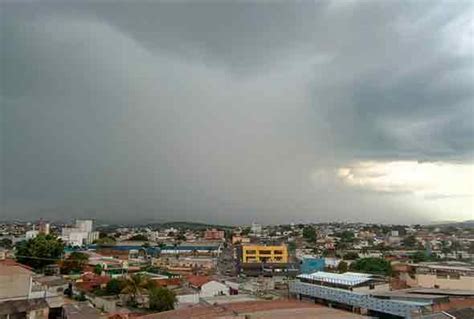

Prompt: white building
xmin=25 ymin=230 xmax=39 ymax=240
xmin=176 ymin=280 xmax=230 ymax=305
xmin=63 ymin=230 xmax=88 ymax=247
xmin=87 ymin=231 xmax=100 ymax=244
xmin=251 ymin=221 xmax=262 ymax=235
xmin=61 ymin=219 xmax=97 ymax=246
xmin=76 ymin=220 xmax=93 ymax=233
xmin=324 ymin=257 xmax=342 ymax=268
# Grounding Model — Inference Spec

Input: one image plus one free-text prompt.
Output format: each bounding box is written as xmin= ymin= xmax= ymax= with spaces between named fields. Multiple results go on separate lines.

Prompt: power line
xmin=13 ymin=254 xmax=89 ymax=262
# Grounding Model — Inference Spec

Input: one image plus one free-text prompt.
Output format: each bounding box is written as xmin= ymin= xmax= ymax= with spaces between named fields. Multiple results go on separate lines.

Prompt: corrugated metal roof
xmin=296 ymin=271 xmax=372 ymax=286
xmin=343 ymin=272 xmax=373 ymax=278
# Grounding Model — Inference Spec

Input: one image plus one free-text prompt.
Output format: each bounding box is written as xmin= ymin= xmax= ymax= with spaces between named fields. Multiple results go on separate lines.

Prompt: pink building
xmin=204 ymin=229 xmax=225 ymax=240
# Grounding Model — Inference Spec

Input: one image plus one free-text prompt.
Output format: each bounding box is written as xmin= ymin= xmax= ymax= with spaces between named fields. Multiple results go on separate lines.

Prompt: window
xmin=449 ymin=273 xmax=460 ymax=279
xmin=259 ymin=250 xmax=272 ymax=255
xmin=274 ymin=250 xmax=283 ymax=254
xmin=246 ymin=250 xmax=256 ymax=255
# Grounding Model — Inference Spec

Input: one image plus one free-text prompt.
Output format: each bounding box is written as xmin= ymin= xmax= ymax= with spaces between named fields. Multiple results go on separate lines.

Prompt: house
xmin=62 ymin=302 xmax=101 ymax=319
xmin=399 ymin=262 xmax=474 ymax=290
xmin=0 ymin=298 xmax=49 ymax=319
xmin=186 ymin=275 xmax=210 ymax=289
xmin=0 ymin=264 xmax=51 ymax=319
xmin=75 ymin=273 xmax=110 ymax=292
xmin=0 ymin=264 xmax=34 ymax=301
xmin=231 ymin=236 xmax=250 ymax=245
xmin=176 ymin=276 xmax=231 ymax=305
xmin=204 ymin=229 xmax=225 ymax=240
xmin=33 ymin=276 xmax=68 ymax=295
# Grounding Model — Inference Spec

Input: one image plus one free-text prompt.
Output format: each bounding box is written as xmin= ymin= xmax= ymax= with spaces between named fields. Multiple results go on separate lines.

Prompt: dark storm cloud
xmin=1 ymin=1 xmax=473 ymax=223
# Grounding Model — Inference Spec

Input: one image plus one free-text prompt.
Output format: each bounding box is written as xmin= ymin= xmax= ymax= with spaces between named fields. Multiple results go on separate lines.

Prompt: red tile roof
xmin=76 ymin=272 xmax=111 ymax=292
xmin=186 ymin=275 xmax=210 ymax=288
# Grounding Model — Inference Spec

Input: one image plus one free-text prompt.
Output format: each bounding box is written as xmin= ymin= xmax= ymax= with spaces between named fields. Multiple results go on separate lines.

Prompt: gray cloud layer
xmin=1 ymin=1 xmax=473 ymax=224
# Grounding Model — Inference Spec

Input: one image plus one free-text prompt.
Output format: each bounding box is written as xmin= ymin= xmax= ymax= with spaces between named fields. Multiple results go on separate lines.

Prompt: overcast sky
xmin=1 ymin=1 xmax=473 ymax=224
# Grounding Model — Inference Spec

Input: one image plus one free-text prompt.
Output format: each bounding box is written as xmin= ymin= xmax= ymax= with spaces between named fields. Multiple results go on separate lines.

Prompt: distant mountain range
xmin=149 ymin=221 xmax=233 ymax=230
xmin=429 ymin=220 xmax=474 ymax=228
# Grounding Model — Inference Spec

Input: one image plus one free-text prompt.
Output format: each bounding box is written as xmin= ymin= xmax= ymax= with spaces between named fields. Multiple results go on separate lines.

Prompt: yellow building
xmin=242 ymin=245 xmax=288 ymax=263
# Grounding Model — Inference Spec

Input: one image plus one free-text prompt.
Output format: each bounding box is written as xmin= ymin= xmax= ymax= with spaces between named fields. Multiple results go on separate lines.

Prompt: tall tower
xmin=76 ymin=219 xmax=93 ymax=233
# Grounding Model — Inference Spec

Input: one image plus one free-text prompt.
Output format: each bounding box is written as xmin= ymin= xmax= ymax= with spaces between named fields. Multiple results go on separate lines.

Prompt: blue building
xmin=300 ymin=257 xmax=325 ymax=274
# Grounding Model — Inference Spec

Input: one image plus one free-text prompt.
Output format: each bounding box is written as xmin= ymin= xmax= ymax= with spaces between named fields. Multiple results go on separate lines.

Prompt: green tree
xmin=350 ymin=257 xmax=391 ymax=276
xmin=287 ymin=242 xmax=297 ymax=253
xmin=451 ymin=241 xmax=462 ymax=255
xmin=411 ymin=251 xmax=429 ymax=263
xmin=343 ymin=252 xmax=359 ymax=260
xmin=402 ymin=235 xmax=417 ymax=248
xmin=129 ymin=234 xmax=148 ymax=241
xmin=15 ymin=235 xmax=64 ymax=270
xmin=240 ymin=227 xmax=251 ymax=236
xmin=94 ymin=264 xmax=103 ymax=275
xmin=335 ymin=241 xmax=348 ymax=251
xmin=175 ymin=232 xmax=186 ymax=241
xmin=105 ymin=278 xmax=125 ymax=295
xmin=121 ymin=274 xmax=149 ymax=305
xmin=60 ymin=252 xmax=89 ymax=274
xmin=321 ymin=249 xmax=332 ymax=257
xmin=374 ymin=243 xmax=391 ymax=253
xmin=148 ymin=286 xmax=176 ymax=312
xmin=440 ymin=240 xmax=451 ymax=256
xmin=94 ymin=236 xmax=116 ymax=246
xmin=337 ymin=261 xmax=348 ymax=273
xmin=336 ymin=231 xmax=355 ymax=242
xmin=302 ymin=226 xmax=317 ymax=243
xmin=0 ymin=238 xmax=13 ymax=249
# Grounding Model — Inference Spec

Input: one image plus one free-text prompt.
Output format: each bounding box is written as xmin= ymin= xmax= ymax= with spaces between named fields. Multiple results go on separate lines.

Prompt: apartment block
xmin=242 ymin=245 xmax=288 ymax=263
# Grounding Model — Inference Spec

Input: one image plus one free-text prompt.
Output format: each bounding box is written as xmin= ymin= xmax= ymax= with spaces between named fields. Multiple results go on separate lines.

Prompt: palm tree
xmin=121 ymin=274 xmax=149 ymax=306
